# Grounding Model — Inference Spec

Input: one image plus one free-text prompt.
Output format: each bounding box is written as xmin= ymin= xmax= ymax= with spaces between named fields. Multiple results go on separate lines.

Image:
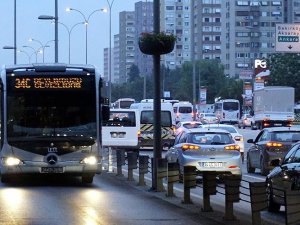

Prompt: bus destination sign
xmin=13 ymin=77 xmax=83 ymax=89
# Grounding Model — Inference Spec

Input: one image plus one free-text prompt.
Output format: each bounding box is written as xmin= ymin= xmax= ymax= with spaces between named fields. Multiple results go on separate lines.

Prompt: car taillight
xmin=224 ymin=145 xmax=240 ymax=151
xmin=182 ymin=144 xmax=200 ymax=151
xmin=266 ymin=142 xmax=283 ymax=147
xmin=137 ymin=130 xmax=141 ymax=138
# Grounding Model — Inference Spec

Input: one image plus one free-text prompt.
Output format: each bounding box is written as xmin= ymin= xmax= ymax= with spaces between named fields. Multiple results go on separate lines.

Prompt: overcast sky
xmin=0 ymin=0 xmax=140 ymax=74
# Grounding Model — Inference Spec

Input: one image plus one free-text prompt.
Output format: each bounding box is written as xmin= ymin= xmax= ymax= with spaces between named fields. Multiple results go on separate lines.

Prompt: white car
xmin=198 ymin=113 xmax=219 ymax=124
xmin=175 ymin=121 xmax=203 ymax=135
xmin=201 ymin=124 xmax=245 ymax=162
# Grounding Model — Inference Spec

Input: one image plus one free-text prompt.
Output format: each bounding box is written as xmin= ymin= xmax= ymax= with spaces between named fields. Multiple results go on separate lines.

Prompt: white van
xmin=130 ymin=101 xmax=176 ymax=149
xmin=173 ymin=101 xmax=194 ymax=123
xmin=102 ymin=109 xmax=140 ymax=151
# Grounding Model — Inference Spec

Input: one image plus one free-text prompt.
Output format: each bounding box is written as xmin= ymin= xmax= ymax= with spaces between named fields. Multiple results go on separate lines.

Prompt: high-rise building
xmin=221 ymin=0 xmax=284 ymax=79
xmin=135 ymin=1 xmax=154 ymax=79
xmin=119 ymin=11 xmax=136 ymax=83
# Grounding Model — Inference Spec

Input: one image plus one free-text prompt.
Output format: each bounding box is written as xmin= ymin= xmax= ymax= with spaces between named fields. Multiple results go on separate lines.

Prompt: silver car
xmin=165 ymin=128 xmax=242 ymax=177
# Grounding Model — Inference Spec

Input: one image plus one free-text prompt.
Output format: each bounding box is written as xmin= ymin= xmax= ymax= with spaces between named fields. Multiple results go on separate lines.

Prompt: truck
xmin=251 ymin=86 xmax=295 ymax=129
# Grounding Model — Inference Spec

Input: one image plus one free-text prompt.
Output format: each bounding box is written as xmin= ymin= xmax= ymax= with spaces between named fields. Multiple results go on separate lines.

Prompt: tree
xmin=128 ymin=64 xmax=140 ymax=83
xmin=268 ymin=53 xmax=300 ymax=102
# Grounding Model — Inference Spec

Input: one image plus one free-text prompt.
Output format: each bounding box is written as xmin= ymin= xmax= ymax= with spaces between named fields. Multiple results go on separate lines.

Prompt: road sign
xmin=275 ymin=24 xmax=300 ymax=52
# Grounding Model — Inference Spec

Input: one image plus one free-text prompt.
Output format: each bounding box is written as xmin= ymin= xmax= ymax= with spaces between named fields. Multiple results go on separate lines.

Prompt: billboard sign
xmin=275 ymin=24 xmax=300 ymax=52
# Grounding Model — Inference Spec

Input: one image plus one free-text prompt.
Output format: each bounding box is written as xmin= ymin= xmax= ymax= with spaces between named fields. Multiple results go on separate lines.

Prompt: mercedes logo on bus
xmin=46 ymin=154 xmax=58 ymax=165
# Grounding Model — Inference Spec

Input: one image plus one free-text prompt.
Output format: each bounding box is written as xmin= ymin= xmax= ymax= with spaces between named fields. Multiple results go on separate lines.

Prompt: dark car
xmin=246 ymin=127 xmax=300 ymax=176
xmin=266 ymin=141 xmax=300 ymax=212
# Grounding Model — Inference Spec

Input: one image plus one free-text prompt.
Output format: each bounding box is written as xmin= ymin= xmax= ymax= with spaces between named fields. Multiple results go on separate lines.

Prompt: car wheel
xmin=260 ymin=157 xmax=269 ymax=176
xmin=267 ymin=180 xmax=281 ymax=212
xmin=247 ymin=155 xmax=255 ymax=173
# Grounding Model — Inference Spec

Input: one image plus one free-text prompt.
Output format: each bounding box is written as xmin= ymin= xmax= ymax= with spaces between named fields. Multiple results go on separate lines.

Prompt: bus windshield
xmin=7 ymin=89 xmax=97 ymax=142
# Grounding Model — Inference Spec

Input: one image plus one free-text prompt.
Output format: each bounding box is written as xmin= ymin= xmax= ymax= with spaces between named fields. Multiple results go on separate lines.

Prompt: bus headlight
xmin=81 ymin=156 xmax=97 ymax=165
xmin=3 ymin=157 xmax=22 ymax=166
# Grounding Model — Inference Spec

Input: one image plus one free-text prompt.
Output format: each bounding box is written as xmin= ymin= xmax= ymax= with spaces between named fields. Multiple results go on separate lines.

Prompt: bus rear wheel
xmin=82 ymin=174 xmax=94 ymax=184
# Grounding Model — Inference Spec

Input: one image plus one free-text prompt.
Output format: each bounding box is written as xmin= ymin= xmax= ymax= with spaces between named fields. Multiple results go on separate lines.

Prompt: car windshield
xmin=188 ymin=132 xmax=234 ymax=145
xmin=271 ymin=131 xmax=300 ymax=142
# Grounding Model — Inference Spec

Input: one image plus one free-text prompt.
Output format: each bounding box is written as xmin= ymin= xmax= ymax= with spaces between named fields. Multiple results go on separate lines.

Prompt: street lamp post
xmin=106 ymin=0 xmax=116 ymax=103
xmin=22 ymin=45 xmax=40 ymax=63
xmin=17 ymin=50 xmax=30 ymax=63
xmin=38 ymin=0 xmax=58 ymax=62
xmin=57 ymin=21 xmax=85 ymax=64
xmin=29 ymin=38 xmax=54 ymax=62
xmin=66 ymin=7 xmax=106 ymax=64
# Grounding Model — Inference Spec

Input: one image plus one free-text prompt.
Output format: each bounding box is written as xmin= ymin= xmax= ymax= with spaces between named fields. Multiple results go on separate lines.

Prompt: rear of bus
xmin=173 ymin=102 xmax=194 ymax=123
xmin=215 ymin=100 xmax=240 ymax=124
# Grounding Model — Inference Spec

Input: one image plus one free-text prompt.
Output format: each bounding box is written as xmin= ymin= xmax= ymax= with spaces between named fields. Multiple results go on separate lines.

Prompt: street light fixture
xmin=55 ymin=21 xmax=85 ymax=63
xmin=66 ymin=7 xmax=106 ymax=64
xmin=38 ymin=0 xmax=58 ymax=63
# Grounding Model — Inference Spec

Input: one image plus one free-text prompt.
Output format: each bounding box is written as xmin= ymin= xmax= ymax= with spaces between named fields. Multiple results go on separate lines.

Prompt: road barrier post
xmin=138 ymin=155 xmax=149 ymax=186
xmin=223 ymin=175 xmax=241 ymax=221
xmin=156 ymin=158 xmax=168 ymax=192
xmin=249 ymin=182 xmax=267 ymax=225
xmin=166 ymin=162 xmax=179 ymax=197
xmin=127 ymin=151 xmax=138 ymax=181
xmin=284 ymin=189 xmax=300 ymax=225
xmin=182 ymin=166 xmax=197 ymax=204
xmin=116 ymin=150 xmax=125 ymax=176
xmin=202 ymin=171 xmax=217 ymax=212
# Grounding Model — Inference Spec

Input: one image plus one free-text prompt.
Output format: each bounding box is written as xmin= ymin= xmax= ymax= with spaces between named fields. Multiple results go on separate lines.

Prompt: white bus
xmin=113 ymin=98 xmax=135 ymax=109
xmin=173 ymin=101 xmax=194 ymax=123
xmin=214 ymin=99 xmax=240 ymax=124
xmin=0 ymin=64 xmax=109 ymax=184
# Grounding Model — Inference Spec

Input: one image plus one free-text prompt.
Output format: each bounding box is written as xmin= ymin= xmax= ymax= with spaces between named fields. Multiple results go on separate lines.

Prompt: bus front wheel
xmin=82 ymin=174 xmax=94 ymax=184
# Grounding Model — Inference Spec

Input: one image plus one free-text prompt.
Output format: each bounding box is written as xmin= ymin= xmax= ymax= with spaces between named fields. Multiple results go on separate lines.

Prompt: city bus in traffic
xmin=0 ymin=64 xmax=109 ymax=184
xmin=214 ymin=99 xmax=240 ymax=124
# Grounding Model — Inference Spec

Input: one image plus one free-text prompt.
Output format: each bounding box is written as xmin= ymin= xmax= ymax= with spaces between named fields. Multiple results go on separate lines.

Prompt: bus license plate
xmin=41 ymin=167 xmax=63 ymax=173
xmin=201 ymin=162 xmax=223 ymax=168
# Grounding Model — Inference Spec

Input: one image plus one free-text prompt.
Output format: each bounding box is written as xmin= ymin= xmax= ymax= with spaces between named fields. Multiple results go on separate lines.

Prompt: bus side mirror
xmin=101 ymin=97 xmax=110 ymax=121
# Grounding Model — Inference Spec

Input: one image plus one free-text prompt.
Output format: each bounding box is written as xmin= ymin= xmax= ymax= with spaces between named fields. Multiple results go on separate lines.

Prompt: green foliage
xmin=268 ymin=53 xmax=300 ymax=102
xmin=111 ymin=60 xmax=243 ymax=104
xmin=139 ymin=32 xmax=176 ymax=42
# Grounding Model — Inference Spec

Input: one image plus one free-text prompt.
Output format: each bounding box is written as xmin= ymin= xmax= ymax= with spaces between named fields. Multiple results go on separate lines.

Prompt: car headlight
xmin=3 ymin=157 xmax=22 ymax=166
xmin=81 ymin=156 xmax=97 ymax=165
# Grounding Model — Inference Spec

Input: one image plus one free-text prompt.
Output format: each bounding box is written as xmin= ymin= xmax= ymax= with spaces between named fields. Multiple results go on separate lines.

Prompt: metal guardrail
xmin=102 ymin=149 xmax=300 ymax=225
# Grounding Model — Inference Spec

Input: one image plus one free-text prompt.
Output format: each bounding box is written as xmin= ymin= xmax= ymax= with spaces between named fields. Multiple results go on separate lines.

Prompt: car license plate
xmin=201 ymin=162 xmax=223 ymax=168
xmin=41 ymin=167 xmax=63 ymax=173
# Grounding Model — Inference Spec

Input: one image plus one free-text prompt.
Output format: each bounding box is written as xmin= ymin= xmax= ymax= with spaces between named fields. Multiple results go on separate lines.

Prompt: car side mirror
xmin=101 ymin=97 xmax=110 ymax=121
xmin=247 ymin=139 xmax=254 ymax=143
xmin=270 ymin=158 xmax=281 ymax=167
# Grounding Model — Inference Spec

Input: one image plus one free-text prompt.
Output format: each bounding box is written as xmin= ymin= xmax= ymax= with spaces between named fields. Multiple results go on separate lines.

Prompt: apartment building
xmin=105 ymin=0 xmax=300 ymax=84
xmin=135 ymin=1 xmax=154 ymax=79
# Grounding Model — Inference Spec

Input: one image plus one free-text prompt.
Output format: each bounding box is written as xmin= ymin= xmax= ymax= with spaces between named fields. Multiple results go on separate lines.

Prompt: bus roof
xmin=3 ymin=64 xmax=96 ymax=73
